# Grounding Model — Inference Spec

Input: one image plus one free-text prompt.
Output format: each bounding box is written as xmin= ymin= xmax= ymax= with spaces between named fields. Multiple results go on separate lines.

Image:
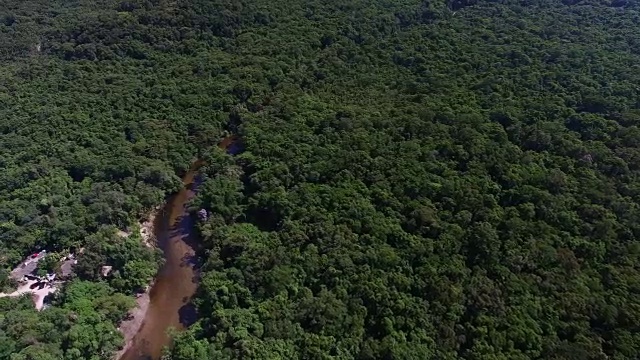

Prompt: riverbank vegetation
xmin=1 ymin=0 xmax=640 ymax=358
xmin=0 ymin=0 xmax=228 ymax=357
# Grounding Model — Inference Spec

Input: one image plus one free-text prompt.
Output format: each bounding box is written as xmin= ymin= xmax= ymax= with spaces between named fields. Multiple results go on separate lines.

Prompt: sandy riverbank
xmin=113 ymin=210 xmax=158 ymax=359
xmin=114 ymin=287 xmax=151 ymax=359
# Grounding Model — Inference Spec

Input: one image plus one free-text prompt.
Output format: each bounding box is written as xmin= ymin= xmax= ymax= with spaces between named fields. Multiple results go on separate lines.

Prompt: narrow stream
xmin=120 ymin=137 xmax=235 ymax=360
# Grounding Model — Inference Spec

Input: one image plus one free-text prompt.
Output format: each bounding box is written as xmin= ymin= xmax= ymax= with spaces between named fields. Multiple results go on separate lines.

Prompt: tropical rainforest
xmin=1 ymin=0 xmax=640 ymax=359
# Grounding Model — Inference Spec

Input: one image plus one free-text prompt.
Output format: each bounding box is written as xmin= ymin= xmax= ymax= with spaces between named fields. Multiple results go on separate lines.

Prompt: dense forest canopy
xmin=1 ymin=0 xmax=640 ymax=359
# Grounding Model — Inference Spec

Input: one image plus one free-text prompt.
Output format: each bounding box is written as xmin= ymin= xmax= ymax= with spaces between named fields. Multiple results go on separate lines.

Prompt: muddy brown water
xmin=120 ymin=138 xmax=236 ymax=360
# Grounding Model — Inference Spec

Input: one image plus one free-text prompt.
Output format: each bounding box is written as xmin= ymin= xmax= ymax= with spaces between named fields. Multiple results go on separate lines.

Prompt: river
xmin=120 ymin=137 xmax=236 ymax=360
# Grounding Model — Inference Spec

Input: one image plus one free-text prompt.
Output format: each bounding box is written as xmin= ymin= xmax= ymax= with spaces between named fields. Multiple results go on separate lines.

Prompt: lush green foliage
xmin=0 ymin=281 xmax=133 ymax=360
xmin=3 ymin=0 xmax=640 ymax=358
xmin=175 ymin=0 xmax=640 ymax=359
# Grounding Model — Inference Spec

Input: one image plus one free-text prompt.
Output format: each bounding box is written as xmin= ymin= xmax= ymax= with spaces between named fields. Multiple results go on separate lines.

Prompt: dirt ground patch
xmin=113 ymin=287 xmax=151 ymax=359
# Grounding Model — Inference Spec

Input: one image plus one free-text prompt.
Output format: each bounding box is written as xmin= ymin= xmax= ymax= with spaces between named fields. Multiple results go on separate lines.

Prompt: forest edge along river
xmin=119 ymin=136 xmax=238 ymax=360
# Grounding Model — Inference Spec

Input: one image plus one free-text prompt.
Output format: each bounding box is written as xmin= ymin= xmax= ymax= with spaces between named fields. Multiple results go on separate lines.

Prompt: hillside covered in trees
xmin=2 ymin=0 xmax=640 ymax=359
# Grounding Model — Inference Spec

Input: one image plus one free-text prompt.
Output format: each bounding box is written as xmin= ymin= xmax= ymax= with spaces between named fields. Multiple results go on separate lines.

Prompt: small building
xmin=101 ymin=266 xmax=113 ymax=277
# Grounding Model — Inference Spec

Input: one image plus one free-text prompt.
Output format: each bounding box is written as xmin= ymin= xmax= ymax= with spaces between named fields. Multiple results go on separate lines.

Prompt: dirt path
xmin=117 ymin=211 xmax=156 ymax=248
xmin=0 ymin=280 xmax=58 ymax=310
xmin=0 ymin=281 xmax=36 ymax=298
xmin=33 ymin=284 xmax=57 ymax=310
xmin=139 ymin=210 xmax=158 ymax=248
